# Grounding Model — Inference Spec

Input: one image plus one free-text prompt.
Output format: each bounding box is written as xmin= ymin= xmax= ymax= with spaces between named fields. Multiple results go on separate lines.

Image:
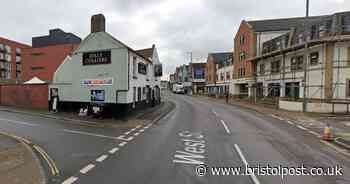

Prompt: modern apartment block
xmin=0 ymin=37 xmax=31 ymax=82
xmin=205 ymin=52 xmax=233 ymax=96
xmin=233 ymin=11 xmax=350 ymax=113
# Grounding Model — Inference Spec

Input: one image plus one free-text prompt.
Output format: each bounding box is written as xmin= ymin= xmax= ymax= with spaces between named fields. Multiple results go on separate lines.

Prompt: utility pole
xmin=302 ymin=0 xmax=309 ymax=112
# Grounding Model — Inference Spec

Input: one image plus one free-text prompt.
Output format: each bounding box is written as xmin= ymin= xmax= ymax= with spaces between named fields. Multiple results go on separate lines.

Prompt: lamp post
xmin=302 ymin=0 xmax=309 ymax=112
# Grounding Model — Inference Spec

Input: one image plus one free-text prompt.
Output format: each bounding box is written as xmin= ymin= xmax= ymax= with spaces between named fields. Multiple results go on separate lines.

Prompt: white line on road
xmin=117 ymin=135 xmax=134 ymax=141
xmin=138 ymin=129 xmax=145 ymax=132
xmin=286 ymin=120 xmax=294 ymax=125
xmin=62 ymin=176 xmax=78 ymax=184
xmin=234 ymin=144 xmax=261 ymax=184
xmin=131 ymin=128 xmax=136 ymax=131
xmin=220 ymin=120 xmax=231 ymax=134
xmin=212 ymin=110 xmax=218 ymax=116
xmin=134 ymin=132 xmax=140 ymax=136
xmin=297 ymin=125 xmax=307 ymax=130
xmin=308 ymin=130 xmax=321 ymax=137
xmin=80 ymin=164 xmax=95 ymax=174
xmin=124 ymin=131 xmax=131 ymax=135
xmin=271 ymin=115 xmax=284 ymax=121
xmin=63 ymin=129 xmax=118 ymax=140
xmin=118 ymin=141 xmax=127 ymax=147
xmin=0 ymin=118 xmax=39 ymax=127
xmin=96 ymin=155 xmax=108 ymax=162
xmin=109 ymin=147 xmax=119 ymax=154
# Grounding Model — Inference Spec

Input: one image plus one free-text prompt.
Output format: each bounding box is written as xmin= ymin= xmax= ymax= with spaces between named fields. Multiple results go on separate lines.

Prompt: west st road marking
xmin=173 ymin=131 xmax=206 ymax=165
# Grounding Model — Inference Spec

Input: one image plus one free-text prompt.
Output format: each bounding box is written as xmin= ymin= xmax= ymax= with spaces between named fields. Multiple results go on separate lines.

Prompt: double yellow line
xmin=33 ymin=145 xmax=60 ymax=176
xmin=0 ymin=131 xmax=60 ymax=176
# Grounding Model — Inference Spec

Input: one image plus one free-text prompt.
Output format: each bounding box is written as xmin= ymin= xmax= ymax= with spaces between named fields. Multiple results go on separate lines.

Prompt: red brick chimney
xmin=91 ymin=14 xmax=106 ymax=33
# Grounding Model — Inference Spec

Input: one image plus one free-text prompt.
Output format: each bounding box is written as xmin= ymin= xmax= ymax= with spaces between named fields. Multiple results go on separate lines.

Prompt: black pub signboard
xmin=83 ymin=51 xmax=111 ymax=65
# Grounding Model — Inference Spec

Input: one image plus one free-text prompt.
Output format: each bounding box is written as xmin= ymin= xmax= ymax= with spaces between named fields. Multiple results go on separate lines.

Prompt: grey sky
xmin=0 ymin=0 xmax=349 ymax=77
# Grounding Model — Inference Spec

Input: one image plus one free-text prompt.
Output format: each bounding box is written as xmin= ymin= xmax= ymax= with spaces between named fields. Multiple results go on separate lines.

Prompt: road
xmin=0 ymin=92 xmax=350 ymax=184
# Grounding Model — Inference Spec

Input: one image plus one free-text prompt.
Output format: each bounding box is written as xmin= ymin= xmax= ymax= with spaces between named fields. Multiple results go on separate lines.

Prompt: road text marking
xmin=234 ymin=144 xmax=261 ymax=184
xmin=220 ymin=120 xmax=231 ymax=134
xmin=173 ymin=131 xmax=205 ymax=165
xmin=80 ymin=164 xmax=95 ymax=174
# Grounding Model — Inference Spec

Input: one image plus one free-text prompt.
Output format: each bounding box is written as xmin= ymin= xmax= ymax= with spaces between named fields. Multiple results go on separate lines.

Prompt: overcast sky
xmin=0 ymin=0 xmax=349 ymax=78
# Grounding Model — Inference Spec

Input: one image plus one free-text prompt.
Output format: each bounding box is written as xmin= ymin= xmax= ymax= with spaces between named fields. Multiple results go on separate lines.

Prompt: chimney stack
xmin=91 ymin=14 xmax=106 ymax=33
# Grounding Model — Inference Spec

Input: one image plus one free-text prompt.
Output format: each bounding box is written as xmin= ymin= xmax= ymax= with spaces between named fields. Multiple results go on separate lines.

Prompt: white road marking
xmin=63 ymin=129 xmax=118 ymax=140
xmin=297 ymin=125 xmax=307 ymax=130
xmin=0 ymin=118 xmax=38 ymax=127
xmin=80 ymin=164 xmax=95 ymax=174
xmin=62 ymin=176 xmax=78 ymax=184
xmin=220 ymin=120 xmax=231 ymax=134
xmin=308 ymin=130 xmax=321 ymax=137
xmin=271 ymin=115 xmax=284 ymax=121
xmin=63 ymin=129 xmax=118 ymax=139
xmin=138 ymin=129 xmax=145 ymax=132
xmin=136 ymin=125 xmax=142 ymax=129
xmin=96 ymin=155 xmax=108 ymax=162
xmin=124 ymin=131 xmax=131 ymax=135
xmin=118 ymin=141 xmax=127 ymax=147
xmin=117 ymin=135 xmax=134 ymax=141
xmin=131 ymin=128 xmax=136 ymax=131
xmin=134 ymin=132 xmax=140 ymax=136
xmin=286 ymin=120 xmax=294 ymax=125
xmin=234 ymin=144 xmax=261 ymax=184
xmin=212 ymin=110 xmax=218 ymax=116
xmin=109 ymin=147 xmax=119 ymax=154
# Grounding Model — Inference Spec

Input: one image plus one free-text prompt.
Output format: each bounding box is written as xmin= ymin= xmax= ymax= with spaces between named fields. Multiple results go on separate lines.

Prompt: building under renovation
xmin=233 ymin=11 xmax=350 ymax=113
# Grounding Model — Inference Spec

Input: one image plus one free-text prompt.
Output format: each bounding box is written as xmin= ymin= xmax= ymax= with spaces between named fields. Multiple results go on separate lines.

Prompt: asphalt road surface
xmin=0 ymin=92 xmax=350 ymax=184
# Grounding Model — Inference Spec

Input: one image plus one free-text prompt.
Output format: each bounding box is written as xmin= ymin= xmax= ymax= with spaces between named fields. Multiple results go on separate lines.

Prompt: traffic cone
xmin=322 ymin=124 xmax=333 ymax=141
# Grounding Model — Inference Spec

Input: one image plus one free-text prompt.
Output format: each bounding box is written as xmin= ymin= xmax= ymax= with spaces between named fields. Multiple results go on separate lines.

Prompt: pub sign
xmin=83 ymin=51 xmax=111 ymax=65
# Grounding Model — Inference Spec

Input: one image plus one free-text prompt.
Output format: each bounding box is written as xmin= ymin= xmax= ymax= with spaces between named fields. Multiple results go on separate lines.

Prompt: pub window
xmin=310 ymin=52 xmax=319 ymax=65
xmin=260 ymin=63 xmax=265 ymax=75
xmin=271 ymin=60 xmax=281 ymax=74
xmin=137 ymin=87 xmax=142 ymax=101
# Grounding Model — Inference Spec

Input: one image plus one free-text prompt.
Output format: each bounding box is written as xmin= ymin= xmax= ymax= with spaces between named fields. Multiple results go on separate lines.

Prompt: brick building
xmin=22 ymin=44 xmax=79 ymax=81
xmin=0 ymin=37 xmax=31 ymax=83
xmin=22 ymin=29 xmax=81 ymax=82
xmin=205 ymin=52 xmax=232 ymax=95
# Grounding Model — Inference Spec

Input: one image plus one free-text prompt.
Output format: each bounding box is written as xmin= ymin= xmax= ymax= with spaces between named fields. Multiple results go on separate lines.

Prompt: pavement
xmin=0 ymin=92 xmax=349 ymax=184
xmin=0 ymin=132 xmax=45 ymax=184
